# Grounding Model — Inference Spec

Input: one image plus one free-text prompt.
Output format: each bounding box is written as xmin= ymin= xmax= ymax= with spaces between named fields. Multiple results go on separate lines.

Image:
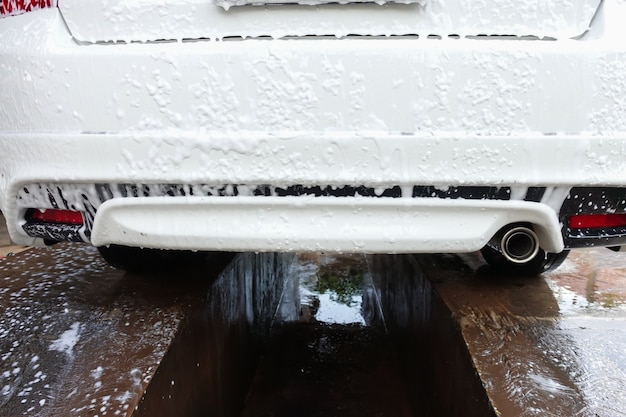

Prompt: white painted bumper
xmin=1 ymin=131 xmax=625 ymax=251
xmin=91 ymin=196 xmax=564 ymax=254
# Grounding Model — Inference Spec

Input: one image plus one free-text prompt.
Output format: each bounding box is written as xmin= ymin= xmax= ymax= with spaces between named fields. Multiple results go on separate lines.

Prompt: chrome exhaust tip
xmin=498 ymin=226 xmax=540 ymax=264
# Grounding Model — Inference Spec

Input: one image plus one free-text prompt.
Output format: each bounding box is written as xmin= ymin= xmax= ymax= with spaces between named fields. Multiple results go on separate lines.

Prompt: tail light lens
xmin=568 ymin=213 xmax=626 ymax=229
xmin=30 ymin=209 xmax=84 ymax=225
xmin=1 ymin=0 xmax=56 ymax=17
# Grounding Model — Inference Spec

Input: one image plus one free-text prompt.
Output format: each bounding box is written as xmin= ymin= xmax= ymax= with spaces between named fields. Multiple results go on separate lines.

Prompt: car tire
xmin=480 ymin=245 xmax=570 ymax=276
xmin=98 ymin=244 xmax=207 ymax=273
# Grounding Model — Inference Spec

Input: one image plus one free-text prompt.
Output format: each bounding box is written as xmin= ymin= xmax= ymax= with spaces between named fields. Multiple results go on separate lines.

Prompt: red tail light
xmin=30 ymin=209 xmax=84 ymax=225
xmin=568 ymin=213 xmax=626 ymax=229
xmin=1 ymin=0 xmax=56 ymax=17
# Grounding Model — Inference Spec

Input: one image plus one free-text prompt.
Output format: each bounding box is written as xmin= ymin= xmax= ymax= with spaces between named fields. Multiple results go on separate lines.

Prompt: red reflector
xmin=31 ymin=209 xmax=84 ymax=225
xmin=568 ymin=214 xmax=626 ymax=229
xmin=1 ymin=0 xmax=56 ymax=17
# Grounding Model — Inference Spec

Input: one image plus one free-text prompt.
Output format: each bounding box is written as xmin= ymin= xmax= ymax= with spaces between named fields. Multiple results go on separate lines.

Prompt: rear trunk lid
xmin=58 ymin=0 xmax=600 ymax=43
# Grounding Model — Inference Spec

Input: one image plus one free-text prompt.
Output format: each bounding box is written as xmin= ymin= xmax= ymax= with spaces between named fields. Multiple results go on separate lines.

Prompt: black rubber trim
xmin=22 ymin=221 xmax=85 ymax=243
xmin=100 ymin=184 xmax=513 ymax=200
xmin=412 ymin=186 xmax=511 ymax=200
xmin=524 ymin=187 xmax=545 ymax=202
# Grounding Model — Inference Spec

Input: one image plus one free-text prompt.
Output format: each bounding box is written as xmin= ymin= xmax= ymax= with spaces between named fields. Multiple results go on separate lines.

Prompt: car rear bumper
xmin=2 ymin=5 xmax=626 ymax=253
xmin=89 ymin=196 xmax=564 ymax=254
xmin=2 ymin=131 xmax=626 ymax=252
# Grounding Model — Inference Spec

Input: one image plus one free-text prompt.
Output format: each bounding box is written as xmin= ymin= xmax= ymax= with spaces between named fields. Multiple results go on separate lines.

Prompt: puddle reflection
xmin=277 ymin=253 xmax=382 ymax=326
xmin=546 ymin=248 xmax=626 ymax=315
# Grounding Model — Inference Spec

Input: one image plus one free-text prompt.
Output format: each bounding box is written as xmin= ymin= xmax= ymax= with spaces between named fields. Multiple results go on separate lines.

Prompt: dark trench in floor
xmin=237 ymin=253 xmax=494 ymax=417
xmin=128 ymin=252 xmax=494 ymax=417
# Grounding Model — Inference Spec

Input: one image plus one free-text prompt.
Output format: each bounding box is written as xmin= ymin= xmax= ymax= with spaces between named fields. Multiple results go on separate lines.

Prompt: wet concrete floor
xmin=0 ymin=213 xmax=26 ymax=258
xmin=0 ymin=244 xmax=625 ymax=416
xmin=0 ymin=244 xmax=291 ymax=416
xmin=420 ymin=249 xmax=626 ymax=417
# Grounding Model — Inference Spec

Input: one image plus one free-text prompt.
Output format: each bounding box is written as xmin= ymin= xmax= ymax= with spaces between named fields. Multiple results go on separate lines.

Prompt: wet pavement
xmin=0 ymin=243 xmax=291 ymax=416
xmin=0 ymin=214 xmax=8 ymax=247
xmin=0 ymin=213 xmax=28 ymax=259
xmin=0 ymin=240 xmax=625 ymax=416
xmin=414 ymin=249 xmax=626 ymax=416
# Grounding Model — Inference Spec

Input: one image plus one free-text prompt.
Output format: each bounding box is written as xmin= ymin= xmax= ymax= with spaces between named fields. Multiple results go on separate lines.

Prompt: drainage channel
xmin=241 ymin=253 xmax=416 ymax=417
xmin=136 ymin=251 xmax=494 ymax=417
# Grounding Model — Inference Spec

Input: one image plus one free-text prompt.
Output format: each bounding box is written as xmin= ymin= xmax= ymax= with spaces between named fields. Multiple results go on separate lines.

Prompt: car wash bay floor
xmin=0 ymin=245 xmax=625 ymax=416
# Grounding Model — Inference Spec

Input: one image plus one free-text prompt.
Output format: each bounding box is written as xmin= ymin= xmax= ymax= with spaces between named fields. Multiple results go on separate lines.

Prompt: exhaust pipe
xmin=492 ymin=225 xmax=540 ymax=264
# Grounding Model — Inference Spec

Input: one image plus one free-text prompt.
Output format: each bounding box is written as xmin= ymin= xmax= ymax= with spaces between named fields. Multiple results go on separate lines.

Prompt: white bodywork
xmin=1 ymin=0 xmax=626 ymax=254
xmin=91 ymin=197 xmax=563 ymax=253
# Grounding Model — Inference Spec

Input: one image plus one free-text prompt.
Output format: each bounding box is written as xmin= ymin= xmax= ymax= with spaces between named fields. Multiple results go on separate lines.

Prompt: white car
xmin=2 ymin=0 xmax=626 ymax=274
